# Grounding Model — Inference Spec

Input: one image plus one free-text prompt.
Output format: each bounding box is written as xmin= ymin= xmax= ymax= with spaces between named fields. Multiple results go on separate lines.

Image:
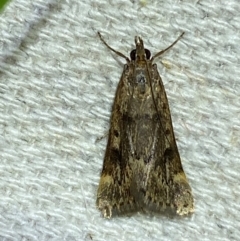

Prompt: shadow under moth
xmin=96 ymin=32 xmax=194 ymax=218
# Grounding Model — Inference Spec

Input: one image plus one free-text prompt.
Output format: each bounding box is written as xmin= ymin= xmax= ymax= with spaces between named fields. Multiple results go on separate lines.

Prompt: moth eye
xmin=130 ymin=49 xmax=136 ymax=60
xmin=145 ymin=49 xmax=151 ymax=59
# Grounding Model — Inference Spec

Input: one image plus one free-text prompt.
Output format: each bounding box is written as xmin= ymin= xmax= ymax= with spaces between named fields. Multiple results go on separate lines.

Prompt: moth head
xmin=130 ymin=36 xmax=151 ymax=60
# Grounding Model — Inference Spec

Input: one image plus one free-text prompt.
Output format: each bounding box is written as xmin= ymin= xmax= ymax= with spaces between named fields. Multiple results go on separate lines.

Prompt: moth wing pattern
xmin=96 ymin=65 xmax=137 ymax=218
xmin=142 ymin=64 xmax=194 ymax=215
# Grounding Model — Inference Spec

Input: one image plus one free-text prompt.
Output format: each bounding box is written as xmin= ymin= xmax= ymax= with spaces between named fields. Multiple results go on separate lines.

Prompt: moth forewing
xmin=96 ymin=32 xmax=194 ymax=218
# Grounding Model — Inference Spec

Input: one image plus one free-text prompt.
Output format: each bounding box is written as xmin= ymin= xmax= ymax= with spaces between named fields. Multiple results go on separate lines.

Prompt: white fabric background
xmin=0 ymin=0 xmax=239 ymax=240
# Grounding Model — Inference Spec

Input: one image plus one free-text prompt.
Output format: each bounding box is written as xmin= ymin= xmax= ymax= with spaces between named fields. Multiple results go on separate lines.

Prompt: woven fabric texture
xmin=0 ymin=0 xmax=239 ymax=240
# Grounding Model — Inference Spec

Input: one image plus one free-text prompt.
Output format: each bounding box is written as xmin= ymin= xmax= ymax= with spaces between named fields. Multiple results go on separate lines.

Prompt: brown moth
xmin=96 ymin=32 xmax=194 ymax=218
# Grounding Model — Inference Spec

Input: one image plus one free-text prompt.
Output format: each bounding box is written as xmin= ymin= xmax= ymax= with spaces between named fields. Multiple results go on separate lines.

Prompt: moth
xmin=96 ymin=32 xmax=194 ymax=218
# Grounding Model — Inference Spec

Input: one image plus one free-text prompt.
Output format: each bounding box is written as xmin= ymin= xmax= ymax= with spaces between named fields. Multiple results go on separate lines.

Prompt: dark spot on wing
xmin=164 ymin=148 xmax=174 ymax=159
xmin=114 ymin=130 xmax=119 ymax=137
xmin=165 ymin=129 xmax=170 ymax=135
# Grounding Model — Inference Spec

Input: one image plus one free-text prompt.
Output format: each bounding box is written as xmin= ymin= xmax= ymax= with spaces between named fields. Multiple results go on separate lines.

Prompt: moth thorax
xmin=135 ymin=71 xmax=148 ymax=94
